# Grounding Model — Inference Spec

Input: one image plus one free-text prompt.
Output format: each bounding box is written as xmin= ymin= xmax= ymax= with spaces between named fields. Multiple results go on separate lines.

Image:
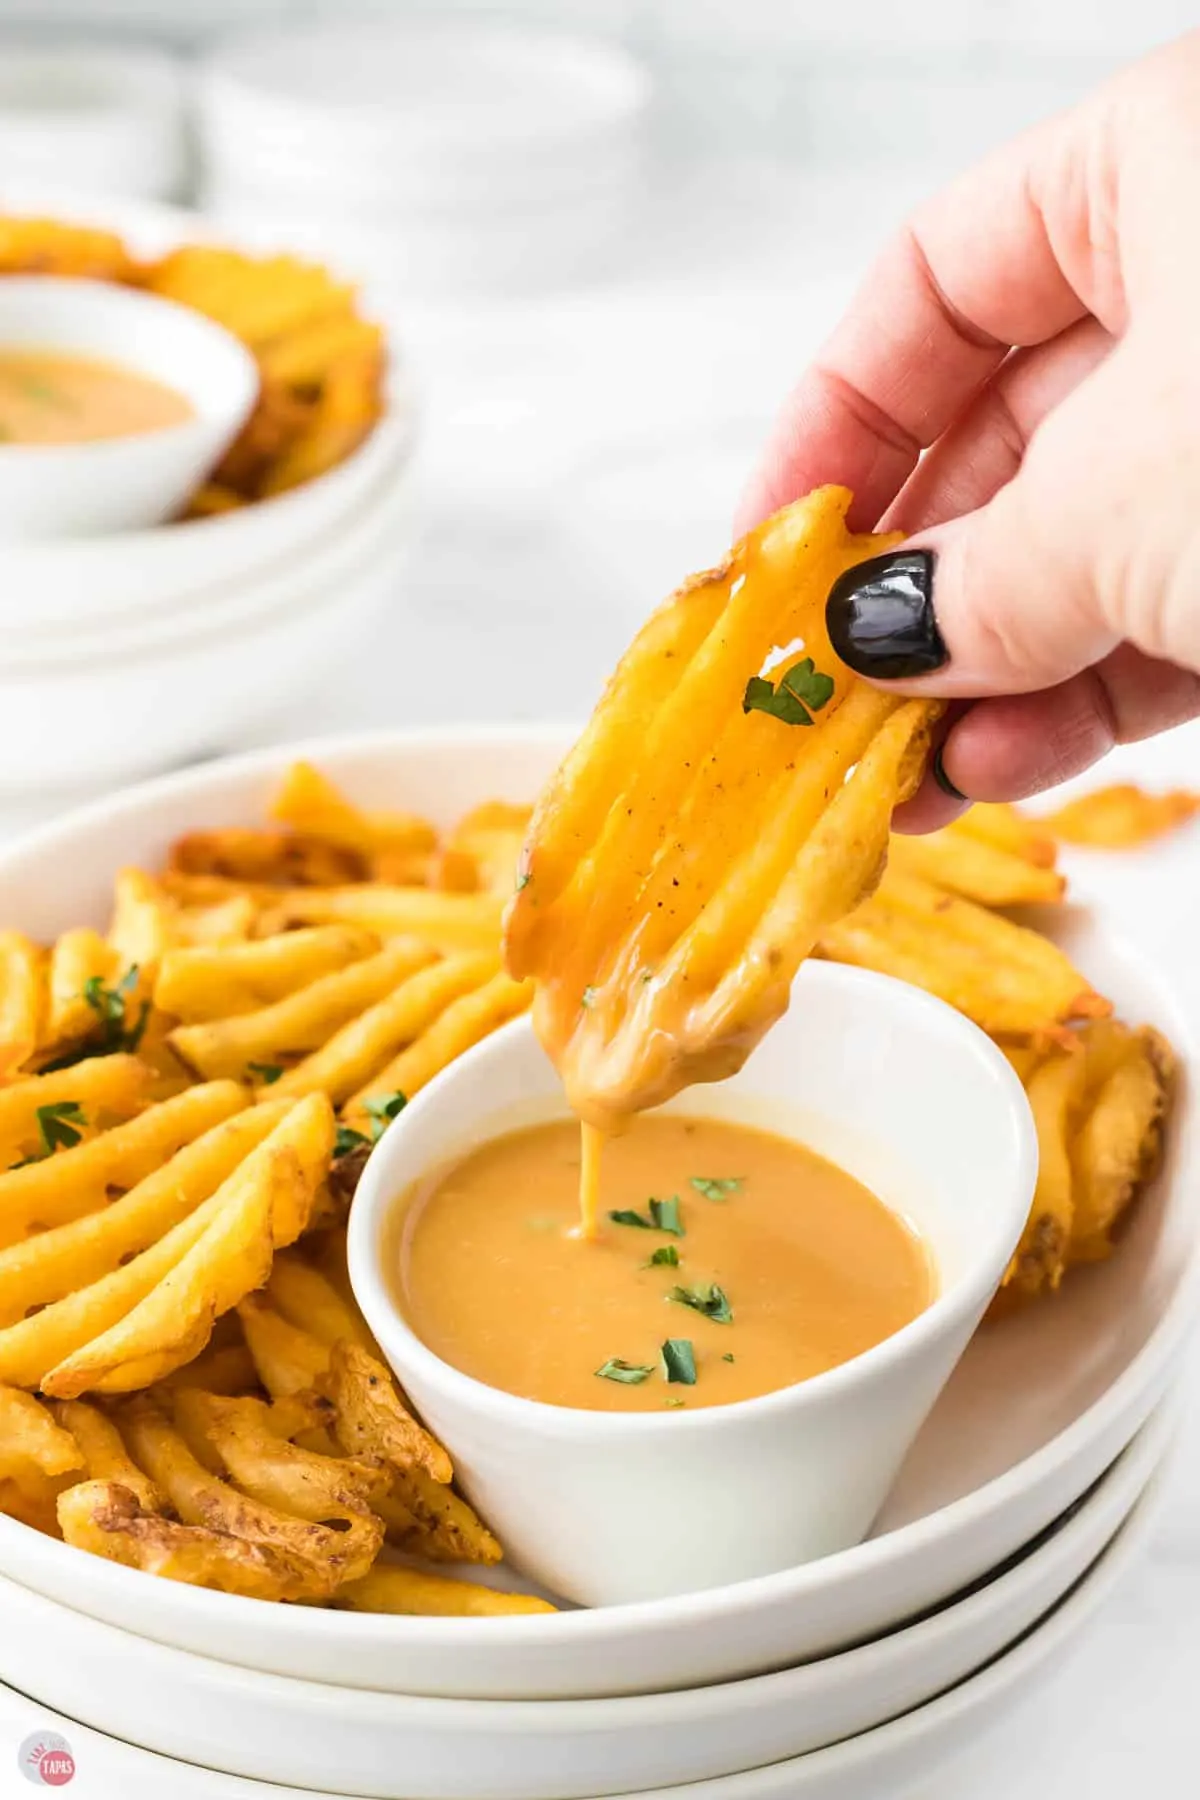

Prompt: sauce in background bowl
xmin=0 ymin=348 xmax=192 ymax=445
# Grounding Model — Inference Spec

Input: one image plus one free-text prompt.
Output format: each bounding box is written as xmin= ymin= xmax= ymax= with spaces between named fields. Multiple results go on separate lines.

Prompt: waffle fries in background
xmin=0 ymin=751 xmax=1187 ymax=1604
xmin=0 ymin=215 xmax=386 ymax=513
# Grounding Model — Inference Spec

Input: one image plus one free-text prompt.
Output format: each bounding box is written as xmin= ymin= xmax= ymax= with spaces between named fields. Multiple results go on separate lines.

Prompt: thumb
xmin=826 ymin=467 xmax=1121 ymax=698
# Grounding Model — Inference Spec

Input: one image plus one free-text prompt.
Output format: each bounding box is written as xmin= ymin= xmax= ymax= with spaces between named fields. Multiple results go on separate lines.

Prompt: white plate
xmin=0 ymin=1467 xmax=1166 ymax=1800
xmin=0 ymin=1401 xmax=1172 ymax=1800
xmin=0 ymin=185 xmax=415 ymax=635
xmin=0 ymin=728 xmax=1193 ymax=1698
xmin=0 ymin=520 xmax=414 ymax=794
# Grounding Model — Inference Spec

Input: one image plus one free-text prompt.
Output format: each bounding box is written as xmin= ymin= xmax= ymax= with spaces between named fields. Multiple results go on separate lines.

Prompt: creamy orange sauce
xmin=396 ymin=1113 xmax=933 ymax=1412
xmin=0 ymin=350 xmax=192 ymax=444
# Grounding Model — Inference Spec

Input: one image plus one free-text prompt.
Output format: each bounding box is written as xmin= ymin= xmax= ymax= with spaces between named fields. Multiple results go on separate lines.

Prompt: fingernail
xmin=826 ymin=550 xmax=946 ymax=679
xmin=931 ymin=744 xmax=967 ymax=801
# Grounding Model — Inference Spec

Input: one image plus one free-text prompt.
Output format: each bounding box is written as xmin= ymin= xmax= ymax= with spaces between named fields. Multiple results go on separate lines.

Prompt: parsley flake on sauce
xmin=689 ymin=1176 xmax=743 ymax=1201
xmin=742 ymin=656 xmax=835 ymax=728
xmin=595 ymin=1358 xmax=654 ymax=1385
xmin=668 ymin=1282 xmax=733 ymax=1324
xmin=607 ymin=1196 xmax=684 ymax=1237
xmin=644 ymin=1244 xmax=680 ymax=1268
xmin=661 ymin=1338 xmax=697 ymax=1385
xmin=247 ymin=1062 xmax=283 ymax=1085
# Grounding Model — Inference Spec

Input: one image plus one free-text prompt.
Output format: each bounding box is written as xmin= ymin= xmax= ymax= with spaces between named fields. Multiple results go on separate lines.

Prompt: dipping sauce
xmin=0 ymin=350 xmax=192 ymax=444
xmin=397 ymin=1114 xmax=934 ymax=1412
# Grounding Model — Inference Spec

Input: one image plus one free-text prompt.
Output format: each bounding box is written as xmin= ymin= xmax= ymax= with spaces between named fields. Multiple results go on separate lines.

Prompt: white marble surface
xmin=0 ymin=151 xmax=1197 ymax=1795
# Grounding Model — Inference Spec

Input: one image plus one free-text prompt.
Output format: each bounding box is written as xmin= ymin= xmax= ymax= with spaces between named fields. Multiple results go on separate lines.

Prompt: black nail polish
xmin=826 ymin=550 xmax=946 ymax=680
xmin=931 ymin=745 xmax=967 ymax=801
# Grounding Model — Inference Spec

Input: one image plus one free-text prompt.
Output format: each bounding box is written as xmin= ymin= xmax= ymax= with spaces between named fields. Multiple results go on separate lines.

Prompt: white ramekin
xmin=0 ymin=277 xmax=258 ymax=538
xmin=350 ymin=962 xmax=1038 ymax=1606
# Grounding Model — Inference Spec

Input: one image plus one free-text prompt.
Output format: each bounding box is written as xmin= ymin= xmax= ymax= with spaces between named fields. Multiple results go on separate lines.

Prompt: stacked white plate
xmin=0 ymin=197 xmax=418 ymax=795
xmin=0 ymin=43 xmax=187 ymax=202
xmin=196 ymin=23 xmax=652 ymax=298
xmin=0 ymin=727 xmax=1192 ymax=1798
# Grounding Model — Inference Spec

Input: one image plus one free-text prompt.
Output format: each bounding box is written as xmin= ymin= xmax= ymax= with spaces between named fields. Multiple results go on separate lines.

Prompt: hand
xmin=739 ymin=34 xmax=1200 ymax=829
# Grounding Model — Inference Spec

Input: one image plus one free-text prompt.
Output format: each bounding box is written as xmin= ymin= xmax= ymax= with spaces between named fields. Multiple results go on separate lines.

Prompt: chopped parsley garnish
xmin=742 ymin=656 xmax=835 ymax=728
xmin=364 ymin=1092 xmax=407 ymax=1131
xmin=39 ymin=967 xmax=150 ymax=1072
xmin=333 ymin=1090 xmax=408 ymax=1160
xmin=581 ymin=985 xmax=599 ymax=1009
xmin=689 ymin=1176 xmax=743 ymax=1201
xmin=516 ymin=871 xmax=530 ymax=892
xmin=722 ymin=1353 xmax=735 ymax=1363
xmin=661 ymin=1338 xmax=697 ymax=1385
xmin=595 ymin=1358 xmax=653 ymax=1385
xmin=644 ymin=1244 xmax=680 ymax=1268
xmin=608 ymin=1196 xmax=684 ymax=1237
xmin=668 ymin=1282 xmax=732 ymax=1324
xmin=247 ymin=1062 xmax=283 ymax=1085
xmin=14 ymin=1100 xmax=87 ymax=1165
xmin=334 ymin=1123 xmax=372 ymax=1159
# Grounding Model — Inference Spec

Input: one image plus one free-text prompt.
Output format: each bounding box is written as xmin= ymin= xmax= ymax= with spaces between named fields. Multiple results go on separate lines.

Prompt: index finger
xmin=738 ymin=105 xmax=1116 ymax=534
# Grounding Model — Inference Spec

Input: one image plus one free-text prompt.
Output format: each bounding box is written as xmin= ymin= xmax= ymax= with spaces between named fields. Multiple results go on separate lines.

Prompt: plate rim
xmin=0 ymin=723 xmax=1194 ymax=1658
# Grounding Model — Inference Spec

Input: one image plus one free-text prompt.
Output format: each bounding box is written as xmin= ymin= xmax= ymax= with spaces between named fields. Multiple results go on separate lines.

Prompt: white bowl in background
xmin=351 ymin=982 xmax=1037 ymax=1607
xmin=200 ymin=23 xmax=650 ymax=164
xmin=0 ymin=44 xmax=186 ymax=201
xmin=0 ymin=1456 xmax=1167 ymax=1800
xmin=0 ymin=1402 xmax=1169 ymax=1800
xmin=197 ymin=23 xmax=650 ymax=298
xmin=0 ymin=731 xmax=1189 ymax=1696
xmin=0 ymin=277 xmax=257 ymax=538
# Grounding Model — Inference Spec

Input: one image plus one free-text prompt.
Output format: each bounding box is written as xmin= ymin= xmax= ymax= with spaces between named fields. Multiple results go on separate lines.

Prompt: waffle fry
xmin=0 ymin=1081 xmax=246 ymax=1251
xmin=0 ymin=933 xmax=42 ymax=1080
xmin=0 ymin=217 xmax=134 ymax=281
xmin=52 ymin=1399 xmax=165 ymax=1512
xmin=1042 ymin=783 xmax=1200 ymax=848
xmin=0 ymin=1054 xmax=150 ymax=1172
xmin=954 ymin=803 xmax=1058 ymax=869
xmin=505 ymin=489 xmax=939 ymax=1131
xmin=819 ymin=869 xmax=1107 ymax=1040
xmin=268 ymin=761 xmax=436 ymax=863
xmin=274 ymin=950 xmax=500 ymax=1104
xmin=169 ymin=829 xmax=366 ymax=888
xmin=168 ymin=939 xmax=438 ymax=1081
xmin=885 ymin=827 xmax=1065 ymax=907
xmin=0 ymin=1102 xmax=288 ymax=1327
xmin=341 ymin=970 xmax=531 ymax=1128
xmin=335 ymin=1564 xmax=554 ymax=1618
xmin=155 ymin=927 xmax=380 ymax=1024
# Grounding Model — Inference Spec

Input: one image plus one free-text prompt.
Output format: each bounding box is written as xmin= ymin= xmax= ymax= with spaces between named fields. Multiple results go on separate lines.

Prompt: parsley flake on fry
xmin=742 ymin=656 xmax=836 ymax=728
xmin=247 ymin=1061 xmax=283 ymax=1085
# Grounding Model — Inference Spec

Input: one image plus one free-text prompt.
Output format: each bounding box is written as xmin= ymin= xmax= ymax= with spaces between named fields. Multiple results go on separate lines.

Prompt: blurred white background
xmin=0 ymin=10 xmax=1196 ymax=1797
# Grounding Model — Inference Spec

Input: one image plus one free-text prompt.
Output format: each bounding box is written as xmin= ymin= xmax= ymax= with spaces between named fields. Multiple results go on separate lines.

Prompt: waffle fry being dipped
xmin=505 ymin=488 xmax=940 ymax=1227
